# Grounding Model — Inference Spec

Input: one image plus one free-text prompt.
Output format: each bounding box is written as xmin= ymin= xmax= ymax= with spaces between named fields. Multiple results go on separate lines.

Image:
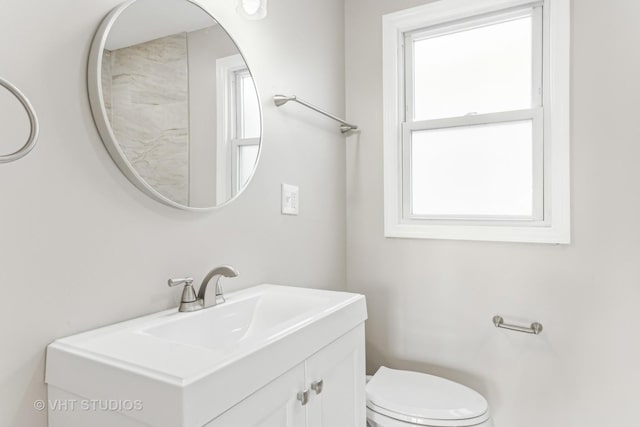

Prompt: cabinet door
xmin=205 ymin=363 xmax=306 ymax=427
xmin=306 ymin=325 xmax=366 ymax=427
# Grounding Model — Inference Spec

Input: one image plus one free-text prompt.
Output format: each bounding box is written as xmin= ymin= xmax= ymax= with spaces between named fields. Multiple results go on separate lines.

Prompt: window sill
xmin=384 ymin=222 xmax=570 ymax=244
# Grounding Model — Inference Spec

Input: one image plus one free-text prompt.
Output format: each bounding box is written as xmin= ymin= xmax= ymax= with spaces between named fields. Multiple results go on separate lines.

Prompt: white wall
xmin=346 ymin=0 xmax=640 ymax=426
xmin=0 ymin=0 xmax=346 ymax=425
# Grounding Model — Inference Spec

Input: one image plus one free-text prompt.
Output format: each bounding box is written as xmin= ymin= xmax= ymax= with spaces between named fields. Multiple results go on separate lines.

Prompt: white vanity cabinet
xmin=46 ymin=285 xmax=367 ymax=427
xmin=306 ymin=326 xmax=366 ymax=427
xmin=206 ymin=325 xmax=366 ymax=427
xmin=205 ymin=363 xmax=306 ymax=427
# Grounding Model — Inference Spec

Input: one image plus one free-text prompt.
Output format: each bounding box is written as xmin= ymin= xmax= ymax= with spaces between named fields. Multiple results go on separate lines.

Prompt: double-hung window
xmin=383 ymin=0 xmax=570 ymax=243
xmin=216 ymin=54 xmax=261 ymax=203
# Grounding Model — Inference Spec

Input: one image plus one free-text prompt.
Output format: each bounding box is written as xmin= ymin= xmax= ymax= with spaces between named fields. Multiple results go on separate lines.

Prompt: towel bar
xmin=274 ymin=94 xmax=357 ymax=134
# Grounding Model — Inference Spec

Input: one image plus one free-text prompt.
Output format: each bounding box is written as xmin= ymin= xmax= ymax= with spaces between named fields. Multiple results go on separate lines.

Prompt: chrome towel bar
xmin=274 ymin=94 xmax=357 ymax=134
xmin=0 ymin=77 xmax=40 ymax=164
xmin=493 ymin=315 xmax=543 ymax=335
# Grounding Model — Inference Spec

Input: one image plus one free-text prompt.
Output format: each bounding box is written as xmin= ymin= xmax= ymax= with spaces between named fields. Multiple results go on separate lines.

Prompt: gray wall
xmin=346 ymin=0 xmax=640 ymax=426
xmin=0 ymin=0 xmax=346 ymax=426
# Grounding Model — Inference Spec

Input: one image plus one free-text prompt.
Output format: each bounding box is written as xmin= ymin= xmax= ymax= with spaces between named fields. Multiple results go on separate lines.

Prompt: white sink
xmin=46 ymin=284 xmax=367 ymax=427
xmin=141 ymin=287 xmax=336 ymax=351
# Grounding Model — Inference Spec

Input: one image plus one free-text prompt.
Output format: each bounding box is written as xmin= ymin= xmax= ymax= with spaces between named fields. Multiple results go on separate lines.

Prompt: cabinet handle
xmin=297 ymin=389 xmax=310 ymax=406
xmin=311 ymin=379 xmax=324 ymax=395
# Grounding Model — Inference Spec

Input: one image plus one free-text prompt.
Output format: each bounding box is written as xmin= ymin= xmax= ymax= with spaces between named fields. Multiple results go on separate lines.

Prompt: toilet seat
xmin=367 ymin=402 xmax=490 ymax=427
xmin=366 ymin=367 xmax=490 ymax=427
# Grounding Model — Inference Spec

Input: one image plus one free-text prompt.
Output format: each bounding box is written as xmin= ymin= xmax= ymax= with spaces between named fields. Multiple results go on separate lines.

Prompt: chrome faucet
xmin=198 ymin=265 xmax=238 ymax=308
xmin=168 ymin=265 xmax=239 ymax=312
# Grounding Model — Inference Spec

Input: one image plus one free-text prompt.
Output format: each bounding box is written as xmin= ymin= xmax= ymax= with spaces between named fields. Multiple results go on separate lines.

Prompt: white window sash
xmin=401 ymin=108 xmax=544 ymax=223
xmin=231 ymin=137 xmax=260 ymax=194
xmin=404 ymin=108 xmax=540 ymax=131
xmin=407 ymin=5 xmax=538 ymax=43
xmin=403 ymin=4 xmax=543 ymax=124
xmin=402 ymin=5 xmax=544 ymax=223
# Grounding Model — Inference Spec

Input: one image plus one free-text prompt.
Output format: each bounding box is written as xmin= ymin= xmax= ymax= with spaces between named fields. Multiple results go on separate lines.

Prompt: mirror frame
xmin=88 ymin=0 xmax=263 ymax=211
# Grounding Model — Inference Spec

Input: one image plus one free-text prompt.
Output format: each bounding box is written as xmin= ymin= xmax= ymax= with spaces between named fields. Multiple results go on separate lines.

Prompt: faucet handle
xmin=168 ymin=277 xmax=202 ymax=312
xmin=168 ymin=277 xmax=193 ymax=288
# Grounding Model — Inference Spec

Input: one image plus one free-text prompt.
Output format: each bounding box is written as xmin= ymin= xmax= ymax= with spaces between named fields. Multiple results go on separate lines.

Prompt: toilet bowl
xmin=366 ymin=367 xmax=493 ymax=427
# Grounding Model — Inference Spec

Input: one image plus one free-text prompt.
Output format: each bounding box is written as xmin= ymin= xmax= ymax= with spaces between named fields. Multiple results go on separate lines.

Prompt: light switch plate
xmin=281 ymin=184 xmax=299 ymax=215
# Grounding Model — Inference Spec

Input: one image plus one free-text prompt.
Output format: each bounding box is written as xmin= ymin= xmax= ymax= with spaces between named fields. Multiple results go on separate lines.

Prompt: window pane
xmin=241 ymin=74 xmax=260 ymax=139
xmin=238 ymin=144 xmax=259 ymax=190
xmin=413 ymin=15 xmax=532 ymax=120
xmin=411 ymin=121 xmax=533 ymax=217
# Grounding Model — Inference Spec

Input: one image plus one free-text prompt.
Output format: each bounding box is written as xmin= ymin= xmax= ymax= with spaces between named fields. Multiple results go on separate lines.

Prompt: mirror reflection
xmin=98 ymin=0 xmax=261 ymax=209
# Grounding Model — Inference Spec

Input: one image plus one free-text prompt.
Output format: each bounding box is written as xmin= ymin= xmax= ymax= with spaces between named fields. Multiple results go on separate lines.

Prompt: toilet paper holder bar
xmin=492 ymin=315 xmax=543 ymax=335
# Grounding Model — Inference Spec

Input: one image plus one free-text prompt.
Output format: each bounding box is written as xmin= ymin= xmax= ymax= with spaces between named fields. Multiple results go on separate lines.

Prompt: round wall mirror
xmin=88 ymin=0 xmax=262 ymax=210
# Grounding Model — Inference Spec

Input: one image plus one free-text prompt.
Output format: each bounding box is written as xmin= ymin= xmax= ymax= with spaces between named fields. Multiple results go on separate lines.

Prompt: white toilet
xmin=366 ymin=367 xmax=493 ymax=427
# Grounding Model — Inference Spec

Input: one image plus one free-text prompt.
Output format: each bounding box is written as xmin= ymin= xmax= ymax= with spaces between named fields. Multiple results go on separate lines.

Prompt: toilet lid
xmin=366 ymin=367 xmax=489 ymax=424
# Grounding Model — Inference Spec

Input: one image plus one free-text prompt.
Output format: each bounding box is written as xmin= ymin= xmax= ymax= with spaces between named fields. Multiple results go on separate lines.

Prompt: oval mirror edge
xmin=87 ymin=0 xmax=263 ymax=212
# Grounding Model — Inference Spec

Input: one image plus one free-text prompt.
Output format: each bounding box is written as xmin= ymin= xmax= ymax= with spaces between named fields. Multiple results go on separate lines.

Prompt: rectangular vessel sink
xmin=46 ymin=284 xmax=367 ymax=427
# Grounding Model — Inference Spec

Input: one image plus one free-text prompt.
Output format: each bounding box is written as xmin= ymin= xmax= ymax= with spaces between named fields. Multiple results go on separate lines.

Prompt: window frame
xmin=382 ymin=0 xmax=570 ymax=244
xmin=216 ymin=55 xmax=260 ymax=203
xmin=231 ymin=69 xmax=260 ymax=195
